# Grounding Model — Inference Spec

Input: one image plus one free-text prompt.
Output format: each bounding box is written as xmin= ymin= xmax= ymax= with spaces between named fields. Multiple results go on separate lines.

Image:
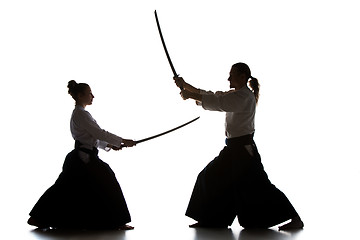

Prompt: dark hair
xmin=232 ymin=62 xmax=260 ymax=104
xmin=67 ymin=80 xmax=89 ymax=101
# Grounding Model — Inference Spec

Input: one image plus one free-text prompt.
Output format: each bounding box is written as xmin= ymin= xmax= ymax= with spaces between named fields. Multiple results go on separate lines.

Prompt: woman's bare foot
xmin=119 ymin=224 xmax=134 ymax=230
xmin=27 ymin=217 xmax=49 ymax=229
xmin=278 ymin=216 xmax=304 ymax=231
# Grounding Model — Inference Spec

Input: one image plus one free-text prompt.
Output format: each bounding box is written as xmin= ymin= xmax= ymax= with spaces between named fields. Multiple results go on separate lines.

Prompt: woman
xmin=27 ymin=80 xmax=136 ymax=230
xmin=174 ymin=62 xmax=304 ymax=230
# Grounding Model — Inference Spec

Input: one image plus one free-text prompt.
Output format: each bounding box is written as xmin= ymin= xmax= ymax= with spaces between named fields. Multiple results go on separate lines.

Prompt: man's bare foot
xmin=278 ymin=216 xmax=304 ymax=231
xmin=189 ymin=222 xmax=201 ymax=228
xmin=119 ymin=224 xmax=134 ymax=230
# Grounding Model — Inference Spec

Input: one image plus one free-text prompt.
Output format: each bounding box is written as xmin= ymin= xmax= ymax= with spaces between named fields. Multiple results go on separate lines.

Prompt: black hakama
xmin=185 ymin=134 xmax=298 ymax=228
xmin=29 ymin=142 xmax=131 ymax=229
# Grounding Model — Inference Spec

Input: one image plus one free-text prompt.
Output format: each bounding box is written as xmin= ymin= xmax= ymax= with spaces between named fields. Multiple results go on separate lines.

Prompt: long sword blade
xmin=155 ymin=10 xmax=178 ymax=77
xmin=135 ymin=116 xmax=200 ymax=144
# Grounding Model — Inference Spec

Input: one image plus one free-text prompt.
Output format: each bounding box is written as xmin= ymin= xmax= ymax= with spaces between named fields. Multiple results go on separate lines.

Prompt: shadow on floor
xmin=193 ymin=228 xmax=303 ymax=240
xmin=30 ymin=228 xmax=127 ymax=240
xmin=30 ymin=226 xmax=303 ymax=240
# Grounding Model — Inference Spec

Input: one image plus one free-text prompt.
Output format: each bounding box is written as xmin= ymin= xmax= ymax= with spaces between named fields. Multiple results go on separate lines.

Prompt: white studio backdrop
xmin=0 ymin=0 xmax=359 ymax=232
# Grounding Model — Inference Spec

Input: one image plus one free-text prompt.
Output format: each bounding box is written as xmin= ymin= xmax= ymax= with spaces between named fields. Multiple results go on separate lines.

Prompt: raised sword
xmin=154 ymin=10 xmax=183 ymax=89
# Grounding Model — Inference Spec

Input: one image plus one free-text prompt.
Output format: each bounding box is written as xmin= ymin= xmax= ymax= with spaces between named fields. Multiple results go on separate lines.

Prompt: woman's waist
xmin=225 ymin=133 xmax=254 ymax=146
xmin=75 ymin=140 xmax=98 ymax=154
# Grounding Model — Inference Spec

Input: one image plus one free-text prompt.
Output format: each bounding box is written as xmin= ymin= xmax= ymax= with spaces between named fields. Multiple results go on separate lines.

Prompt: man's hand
xmin=180 ymin=89 xmax=202 ymax=102
xmin=173 ymin=76 xmax=185 ymax=89
xmin=180 ymin=89 xmax=192 ymax=100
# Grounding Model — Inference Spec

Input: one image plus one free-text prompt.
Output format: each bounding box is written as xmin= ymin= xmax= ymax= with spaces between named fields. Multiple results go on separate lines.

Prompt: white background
xmin=0 ymin=0 xmax=359 ymax=239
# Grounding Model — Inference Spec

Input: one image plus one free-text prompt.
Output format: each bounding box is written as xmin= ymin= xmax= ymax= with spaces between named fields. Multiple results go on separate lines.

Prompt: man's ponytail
xmin=249 ymin=76 xmax=260 ymax=104
xmin=232 ymin=62 xmax=260 ymax=104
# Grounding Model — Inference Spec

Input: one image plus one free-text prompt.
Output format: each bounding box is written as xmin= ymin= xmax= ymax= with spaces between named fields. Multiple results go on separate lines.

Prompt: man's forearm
xmin=188 ymin=91 xmax=202 ymax=102
xmin=184 ymin=82 xmax=200 ymax=94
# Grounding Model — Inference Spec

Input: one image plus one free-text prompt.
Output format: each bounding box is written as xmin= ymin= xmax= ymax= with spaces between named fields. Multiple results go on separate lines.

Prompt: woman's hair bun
xmin=67 ymin=80 xmax=77 ymax=95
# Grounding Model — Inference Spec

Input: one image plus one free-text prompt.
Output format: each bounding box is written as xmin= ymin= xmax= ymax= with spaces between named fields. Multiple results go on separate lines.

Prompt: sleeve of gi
xmin=200 ymin=89 xmax=252 ymax=112
xmin=76 ymin=109 xmax=123 ymax=148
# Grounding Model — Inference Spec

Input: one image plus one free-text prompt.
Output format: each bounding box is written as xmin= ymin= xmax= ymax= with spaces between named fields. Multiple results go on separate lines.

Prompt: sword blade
xmin=135 ymin=116 xmax=200 ymax=144
xmin=155 ymin=10 xmax=178 ymax=77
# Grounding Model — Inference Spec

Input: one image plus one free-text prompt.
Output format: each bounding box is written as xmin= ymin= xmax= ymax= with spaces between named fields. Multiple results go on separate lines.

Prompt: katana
xmin=121 ymin=116 xmax=200 ymax=148
xmin=155 ymin=10 xmax=183 ymax=89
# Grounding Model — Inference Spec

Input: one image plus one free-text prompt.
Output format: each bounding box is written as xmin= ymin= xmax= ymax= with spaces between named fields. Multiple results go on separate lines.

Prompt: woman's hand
xmin=122 ymin=139 xmax=137 ymax=148
xmin=111 ymin=145 xmax=123 ymax=151
xmin=110 ymin=139 xmax=136 ymax=150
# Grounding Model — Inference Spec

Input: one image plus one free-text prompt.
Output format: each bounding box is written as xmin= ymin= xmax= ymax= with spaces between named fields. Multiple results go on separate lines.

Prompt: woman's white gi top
xmin=70 ymin=105 xmax=123 ymax=151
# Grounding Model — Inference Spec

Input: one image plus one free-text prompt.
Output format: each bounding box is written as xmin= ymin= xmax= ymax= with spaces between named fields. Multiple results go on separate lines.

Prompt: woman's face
xmin=228 ymin=67 xmax=247 ymax=89
xmin=78 ymin=86 xmax=94 ymax=106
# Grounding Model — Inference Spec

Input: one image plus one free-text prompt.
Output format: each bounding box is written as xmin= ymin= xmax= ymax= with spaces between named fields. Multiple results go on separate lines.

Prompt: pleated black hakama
xmin=185 ymin=134 xmax=298 ymax=228
xmin=29 ymin=143 xmax=131 ymax=229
